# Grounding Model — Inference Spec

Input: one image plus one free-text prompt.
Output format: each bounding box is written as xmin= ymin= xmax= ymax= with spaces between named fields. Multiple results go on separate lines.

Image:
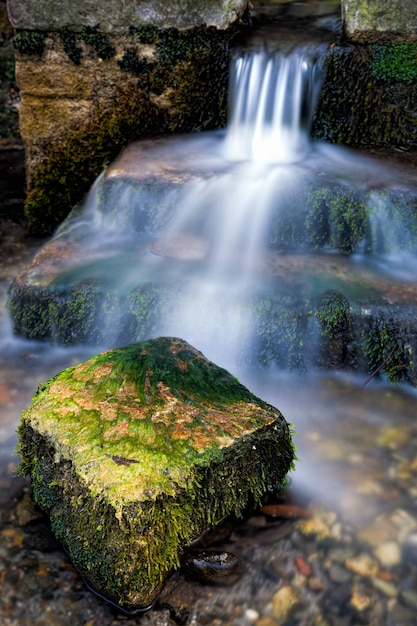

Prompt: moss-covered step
xmin=17 ymin=336 xmax=295 ymax=613
xmin=313 ymin=43 xmax=417 ymax=150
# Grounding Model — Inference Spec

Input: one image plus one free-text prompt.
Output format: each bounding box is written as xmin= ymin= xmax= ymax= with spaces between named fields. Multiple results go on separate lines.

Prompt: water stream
xmin=1 ymin=39 xmax=417 ymax=625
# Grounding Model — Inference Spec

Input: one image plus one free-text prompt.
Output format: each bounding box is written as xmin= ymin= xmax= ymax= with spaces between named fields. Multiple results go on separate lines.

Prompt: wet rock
xmin=328 ymin=564 xmax=352 ymax=584
xmin=17 ymin=337 xmax=295 ymax=613
xmin=271 ymin=585 xmax=301 ymax=621
xmin=15 ymin=491 xmax=44 ymax=526
xmin=150 ymin=234 xmax=209 ymax=261
xmin=183 ymin=550 xmax=243 ymax=586
xmin=350 ymin=585 xmax=372 ymax=612
xmin=345 ymin=553 xmax=379 ymax=578
xmin=372 ymin=577 xmax=398 ymax=598
xmin=400 ymin=589 xmax=417 ymax=612
xmin=373 ymin=541 xmax=401 ymax=568
xmin=402 ymin=533 xmax=417 ymax=566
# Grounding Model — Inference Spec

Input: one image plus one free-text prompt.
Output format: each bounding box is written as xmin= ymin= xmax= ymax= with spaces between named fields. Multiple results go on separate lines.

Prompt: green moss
xmin=18 ymin=338 xmax=295 ymax=610
xmin=306 ymin=187 xmax=369 ymax=253
xmin=118 ymin=50 xmax=154 ymax=89
xmin=360 ymin=307 xmax=417 ymax=384
xmin=371 ymin=43 xmax=417 ymax=83
xmin=312 ymin=45 xmax=417 ymax=150
xmin=80 ymin=27 xmax=116 ymax=61
xmin=58 ymin=29 xmax=82 ymax=65
xmin=255 ymin=295 xmax=308 ymax=370
xmin=129 ymin=24 xmax=159 ymax=45
xmin=24 ymin=87 xmax=166 ymax=235
xmin=13 ymin=31 xmax=46 ymax=57
xmin=58 ymin=28 xmax=116 ymax=65
xmin=24 ymin=25 xmax=238 ymax=236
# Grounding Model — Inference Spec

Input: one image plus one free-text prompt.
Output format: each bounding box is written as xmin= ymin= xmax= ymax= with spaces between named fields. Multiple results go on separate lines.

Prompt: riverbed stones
xmin=17 ymin=336 xmax=295 ymax=612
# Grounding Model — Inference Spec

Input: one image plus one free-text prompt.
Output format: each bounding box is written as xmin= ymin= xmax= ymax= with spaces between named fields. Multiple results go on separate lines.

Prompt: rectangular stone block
xmin=18 ymin=337 xmax=295 ymax=612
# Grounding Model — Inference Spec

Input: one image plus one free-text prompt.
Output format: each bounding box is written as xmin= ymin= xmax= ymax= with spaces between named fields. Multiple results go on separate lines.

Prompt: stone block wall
xmin=6 ymin=0 xmax=249 ymax=235
xmin=342 ymin=0 xmax=417 ymax=43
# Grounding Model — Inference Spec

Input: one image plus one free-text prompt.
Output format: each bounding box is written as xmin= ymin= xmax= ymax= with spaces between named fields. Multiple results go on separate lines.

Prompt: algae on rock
xmin=18 ymin=337 xmax=295 ymax=612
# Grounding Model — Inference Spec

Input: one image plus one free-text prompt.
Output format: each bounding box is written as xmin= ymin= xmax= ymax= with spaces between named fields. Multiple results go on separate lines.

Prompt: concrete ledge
xmin=7 ymin=0 xmax=249 ymax=32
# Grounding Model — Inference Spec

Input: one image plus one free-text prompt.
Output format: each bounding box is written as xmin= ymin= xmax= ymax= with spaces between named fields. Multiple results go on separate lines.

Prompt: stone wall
xmin=6 ymin=0 xmax=249 ymax=235
xmin=342 ymin=0 xmax=417 ymax=43
xmin=7 ymin=0 xmax=248 ymax=31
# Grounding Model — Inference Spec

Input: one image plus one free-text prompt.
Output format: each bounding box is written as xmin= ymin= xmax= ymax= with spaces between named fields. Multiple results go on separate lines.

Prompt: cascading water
xmin=16 ymin=45 xmax=417 ymax=375
xmin=224 ymin=49 xmax=322 ymax=163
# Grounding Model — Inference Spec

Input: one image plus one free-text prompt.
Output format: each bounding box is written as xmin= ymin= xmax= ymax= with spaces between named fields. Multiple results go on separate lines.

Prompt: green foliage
xmin=13 ymin=31 xmax=46 ymax=56
xmin=371 ymin=43 xmax=417 ymax=84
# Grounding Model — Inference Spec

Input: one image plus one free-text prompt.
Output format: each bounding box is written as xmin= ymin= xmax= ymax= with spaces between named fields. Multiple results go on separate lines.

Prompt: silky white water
xmin=26 ymin=47 xmax=414 ymax=374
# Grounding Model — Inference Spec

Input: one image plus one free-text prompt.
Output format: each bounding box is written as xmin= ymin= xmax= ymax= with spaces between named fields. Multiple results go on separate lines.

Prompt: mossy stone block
xmin=18 ymin=337 xmax=295 ymax=613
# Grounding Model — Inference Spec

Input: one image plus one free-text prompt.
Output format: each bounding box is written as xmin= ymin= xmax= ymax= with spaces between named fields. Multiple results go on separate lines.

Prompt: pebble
xmin=296 ymin=515 xmax=331 ymax=540
xmin=400 ymin=589 xmax=417 ymax=612
xmin=357 ymin=514 xmax=397 ymax=547
xmin=373 ymin=541 xmax=401 ymax=567
xmin=183 ymin=550 xmax=243 ymax=586
xmin=350 ymin=585 xmax=372 ymax=612
xmin=244 ymin=608 xmax=259 ymax=623
xmin=328 ymin=563 xmax=351 ymax=584
xmin=402 ymin=533 xmax=417 ymax=566
xmin=372 ymin=577 xmax=398 ymax=598
xmin=345 ymin=553 xmax=379 ymax=578
xmin=271 ymin=586 xmax=300 ymax=621
xmin=255 ymin=618 xmax=278 ymax=626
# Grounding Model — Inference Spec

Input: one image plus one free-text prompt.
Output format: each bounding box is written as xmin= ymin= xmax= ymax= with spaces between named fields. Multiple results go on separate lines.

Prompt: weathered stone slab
xmin=342 ymin=0 xmax=417 ymax=43
xmin=18 ymin=337 xmax=295 ymax=612
xmin=7 ymin=0 xmax=248 ymax=31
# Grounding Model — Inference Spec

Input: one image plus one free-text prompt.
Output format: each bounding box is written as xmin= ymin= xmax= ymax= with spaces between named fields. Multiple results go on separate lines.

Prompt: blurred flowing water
xmin=1 ymin=40 xmax=417 ymax=624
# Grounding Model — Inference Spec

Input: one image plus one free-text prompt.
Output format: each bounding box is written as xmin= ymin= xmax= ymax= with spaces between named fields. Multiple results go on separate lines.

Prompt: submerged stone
xmin=18 ymin=337 xmax=295 ymax=613
xmin=183 ymin=549 xmax=243 ymax=586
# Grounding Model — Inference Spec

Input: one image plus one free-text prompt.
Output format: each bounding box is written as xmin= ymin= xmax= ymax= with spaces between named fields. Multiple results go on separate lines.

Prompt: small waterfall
xmin=224 ymin=49 xmax=323 ymax=164
xmin=7 ymin=45 xmax=417 ymax=377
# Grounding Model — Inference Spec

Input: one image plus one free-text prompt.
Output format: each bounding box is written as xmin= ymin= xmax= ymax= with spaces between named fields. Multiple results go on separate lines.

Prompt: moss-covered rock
xmin=342 ymin=0 xmax=417 ymax=44
xmin=313 ymin=44 xmax=417 ymax=150
xmin=18 ymin=336 xmax=295 ymax=612
xmin=12 ymin=23 xmax=245 ymax=235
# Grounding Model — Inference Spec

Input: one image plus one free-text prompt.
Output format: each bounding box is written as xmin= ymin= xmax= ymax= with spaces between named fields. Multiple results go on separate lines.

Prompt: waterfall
xmin=224 ymin=49 xmax=323 ymax=163
xmin=7 ymin=44 xmax=417 ymax=378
